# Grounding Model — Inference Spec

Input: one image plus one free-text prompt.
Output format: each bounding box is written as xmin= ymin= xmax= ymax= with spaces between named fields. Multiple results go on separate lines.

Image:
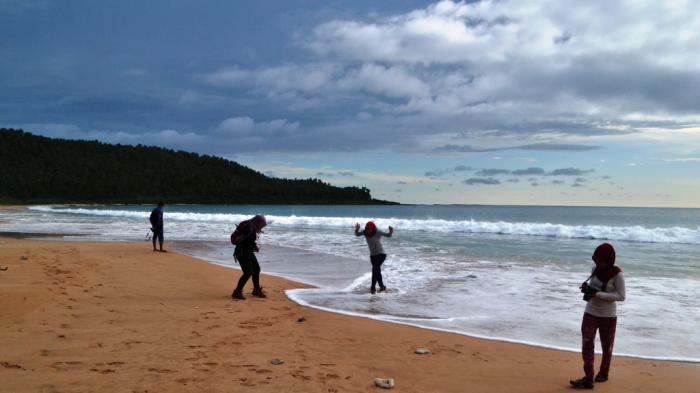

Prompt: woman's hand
xmin=388 ymin=226 xmax=394 ymax=235
xmin=355 ymin=223 xmax=360 ymax=232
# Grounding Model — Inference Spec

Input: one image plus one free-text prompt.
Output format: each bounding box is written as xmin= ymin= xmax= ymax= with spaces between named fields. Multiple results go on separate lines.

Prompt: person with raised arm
xmin=355 ymin=221 xmax=394 ymax=294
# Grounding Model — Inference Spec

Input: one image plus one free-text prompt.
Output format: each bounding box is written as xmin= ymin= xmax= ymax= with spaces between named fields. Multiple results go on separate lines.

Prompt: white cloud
xmin=338 ymin=63 xmax=430 ymax=99
xmin=202 ymin=64 xmax=339 ymax=93
xmin=194 ymin=1 xmax=700 ymax=154
xmin=217 ymin=116 xmax=300 ymax=137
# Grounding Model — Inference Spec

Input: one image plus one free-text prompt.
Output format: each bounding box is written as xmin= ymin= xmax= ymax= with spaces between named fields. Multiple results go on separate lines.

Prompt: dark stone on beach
xmin=297 ymin=316 xmax=306 ymax=323
xmin=271 ymin=358 xmax=284 ymax=365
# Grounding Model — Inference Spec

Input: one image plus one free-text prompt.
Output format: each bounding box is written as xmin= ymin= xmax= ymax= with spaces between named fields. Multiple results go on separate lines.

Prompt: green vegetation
xmin=0 ymin=128 xmax=394 ymax=205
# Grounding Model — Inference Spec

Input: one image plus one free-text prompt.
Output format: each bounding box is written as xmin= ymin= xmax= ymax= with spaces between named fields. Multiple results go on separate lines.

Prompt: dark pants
xmin=152 ymin=226 xmax=164 ymax=249
xmin=234 ymin=251 xmax=261 ymax=293
xmin=370 ymin=253 xmax=386 ymax=290
xmin=581 ymin=312 xmax=617 ymax=383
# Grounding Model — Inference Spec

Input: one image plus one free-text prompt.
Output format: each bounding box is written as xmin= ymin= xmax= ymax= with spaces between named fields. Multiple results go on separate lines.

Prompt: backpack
xmin=149 ymin=209 xmax=158 ymax=227
xmin=230 ymin=220 xmax=250 ymax=245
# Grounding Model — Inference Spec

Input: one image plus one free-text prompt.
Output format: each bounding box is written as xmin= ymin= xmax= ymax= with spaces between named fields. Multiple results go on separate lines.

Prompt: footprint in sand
xmin=148 ymin=367 xmax=175 ymax=374
xmin=1 ymin=361 xmax=25 ymax=370
xmin=89 ymin=368 xmax=115 ymax=374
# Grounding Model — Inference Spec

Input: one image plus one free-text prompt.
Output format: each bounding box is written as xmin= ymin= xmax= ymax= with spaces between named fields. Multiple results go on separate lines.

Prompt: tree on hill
xmin=0 ymin=128 xmax=392 ymax=205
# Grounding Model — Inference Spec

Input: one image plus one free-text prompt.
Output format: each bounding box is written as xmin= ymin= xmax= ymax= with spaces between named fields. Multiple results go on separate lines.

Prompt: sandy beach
xmin=0 ymin=237 xmax=698 ymax=393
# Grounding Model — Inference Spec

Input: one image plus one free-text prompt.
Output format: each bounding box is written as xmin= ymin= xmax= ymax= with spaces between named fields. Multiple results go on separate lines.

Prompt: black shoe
xmin=251 ymin=287 xmax=267 ymax=298
xmin=594 ymin=373 xmax=608 ymax=382
xmin=378 ymin=286 xmax=387 ymax=292
xmin=231 ymin=291 xmax=246 ymax=300
xmin=370 ymin=287 xmax=376 ymax=294
xmin=569 ymin=377 xmax=594 ymax=389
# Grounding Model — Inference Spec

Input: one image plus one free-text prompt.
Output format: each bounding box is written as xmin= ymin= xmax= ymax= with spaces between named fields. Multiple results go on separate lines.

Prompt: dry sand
xmin=0 ymin=237 xmax=698 ymax=392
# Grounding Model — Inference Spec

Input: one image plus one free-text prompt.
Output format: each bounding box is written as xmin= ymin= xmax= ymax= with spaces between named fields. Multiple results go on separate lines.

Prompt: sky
xmin=2 ymin=0 xmax=700 ymax=207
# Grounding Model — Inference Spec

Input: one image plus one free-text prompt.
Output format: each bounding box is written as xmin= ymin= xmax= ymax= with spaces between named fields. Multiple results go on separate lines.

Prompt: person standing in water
xmin=149 ymin=201 xmax=165 ymax=252
xmin=231 ymin=214 xmax=267 ymax=300
xmin=355 ymin=221 xmax=394 ymax=294
xmin=570 ymin=242 xmax=626 ymax=389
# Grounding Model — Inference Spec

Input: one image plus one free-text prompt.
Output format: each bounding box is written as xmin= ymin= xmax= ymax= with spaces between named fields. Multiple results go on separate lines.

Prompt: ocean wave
xmin=29 ymin=206 xmax=700 ymax=245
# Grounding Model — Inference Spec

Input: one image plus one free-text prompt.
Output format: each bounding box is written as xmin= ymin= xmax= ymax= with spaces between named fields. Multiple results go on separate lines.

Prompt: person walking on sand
xmin=355 ymin=221 xmax=394 ymax=294
xmin=570 ymin=242 xmax=626 ymax=389
xmin=231 ymin=214 xmax=267 ymax=300
xmin=149 ymin=202 xmax=166 ymax=252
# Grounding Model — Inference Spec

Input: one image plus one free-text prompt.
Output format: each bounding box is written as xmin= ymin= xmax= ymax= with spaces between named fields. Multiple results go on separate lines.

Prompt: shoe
xmin=231 ymin=291 xmax=246 ymax=300
xmin=569 ymin=377 xmax=594 ymax=389
xmin=594 ymin=373 xmax=608 ymax=382
xmin=370 ymin=287 xmax=376 ymax=294
xmin=379 ymin=286 xmax=387 ymax=292
xmin=251 ymin=287 xmax=267 ymax=298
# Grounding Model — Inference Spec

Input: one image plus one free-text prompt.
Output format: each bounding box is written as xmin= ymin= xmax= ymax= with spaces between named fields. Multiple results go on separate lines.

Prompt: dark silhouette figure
xmin=231 ymin=215 xmax=267 ymax=300
xmin=149 ymin=202 xmax=165 ymax=252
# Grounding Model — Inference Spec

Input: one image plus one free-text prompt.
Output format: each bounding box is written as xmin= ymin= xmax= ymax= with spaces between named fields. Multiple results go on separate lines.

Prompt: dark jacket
xmin=234 ymin=220 xmax=257 ymax=254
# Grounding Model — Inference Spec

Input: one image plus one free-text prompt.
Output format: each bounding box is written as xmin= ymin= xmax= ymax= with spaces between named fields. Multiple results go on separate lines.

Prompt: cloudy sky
xmin=3 ymin=0 xmax=700 ymax=206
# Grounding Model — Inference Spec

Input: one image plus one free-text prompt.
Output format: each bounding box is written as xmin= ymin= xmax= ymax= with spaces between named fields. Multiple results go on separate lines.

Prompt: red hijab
xmin=592 ymin=242 xmax=622 ymax=281
xmin=364 ymin=221 xmax=377 ymax=236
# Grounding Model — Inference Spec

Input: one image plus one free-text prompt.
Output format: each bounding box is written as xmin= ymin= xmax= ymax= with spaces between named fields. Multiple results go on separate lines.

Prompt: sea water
xmin=1 ymin=204 xmax=699 ymax=361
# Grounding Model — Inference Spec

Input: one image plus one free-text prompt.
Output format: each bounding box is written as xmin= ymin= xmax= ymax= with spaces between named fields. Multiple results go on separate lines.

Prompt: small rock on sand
xmin=297 ymin=316 xmax=306 ymax=322
xmin=415 ymin=348 xmax=431 ymax=355
xmin=374 ymin=377 xmax=395 ymax=389
xmin=271 ymin=358 xmax=284 ymax=365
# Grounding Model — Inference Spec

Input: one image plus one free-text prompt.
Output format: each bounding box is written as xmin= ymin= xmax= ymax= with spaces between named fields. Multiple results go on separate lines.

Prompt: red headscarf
xmin=364 ymin=221 xmax=377 ymax=236
xmin=592 ymin=242 xmax=622 ymax=281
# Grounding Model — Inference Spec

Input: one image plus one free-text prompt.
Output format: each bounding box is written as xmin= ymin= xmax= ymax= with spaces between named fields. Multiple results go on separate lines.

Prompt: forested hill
xmin=0 ymin=128 xmax=394 ymax=205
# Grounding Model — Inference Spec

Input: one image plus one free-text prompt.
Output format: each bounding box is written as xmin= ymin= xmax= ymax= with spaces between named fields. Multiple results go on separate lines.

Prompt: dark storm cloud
xmin=512 ymin=167 xmax=546 ymax=176
xmin=463 ymin=178 xmax=500 ymax=185
xmin=425 ymin=165 xmax=474 ymax=177
xmin=518 ymin=143 xmax=601 ymax=151
xmin=549 ymin=168 xmax=595 ymax=176
xmin=475 ymin=168 xmax=511 ymax=176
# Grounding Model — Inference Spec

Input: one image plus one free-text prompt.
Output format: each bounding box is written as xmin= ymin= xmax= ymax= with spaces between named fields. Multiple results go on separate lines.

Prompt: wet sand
xmin=0 ymin=237 xmax=698 ymax=392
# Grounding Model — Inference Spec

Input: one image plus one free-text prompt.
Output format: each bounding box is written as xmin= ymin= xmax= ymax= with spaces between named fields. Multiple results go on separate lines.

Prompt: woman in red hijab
xmin=570 ymin=243 xmax=626 ymax=389
xmin=355 ymin=220 xmax=394 ymax=294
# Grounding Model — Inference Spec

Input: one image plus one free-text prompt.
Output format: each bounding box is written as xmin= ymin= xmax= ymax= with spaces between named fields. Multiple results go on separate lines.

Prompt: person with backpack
xmin=355 ymin=221 xmax=394 ymax=294
xmin=570 ymin=242 xmax=626 ymax=389
xmin=149 ymin=202 xmax=165 ymax=252
xmin=231 ymin=214 xmax=267 ymax=300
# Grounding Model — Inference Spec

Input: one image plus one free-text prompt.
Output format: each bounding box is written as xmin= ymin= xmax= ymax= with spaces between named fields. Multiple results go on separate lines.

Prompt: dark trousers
xmin=581 ymin=312 xmax=617 ymax=382
xmin=370 ymin=253 xmax=386 ymax=290
xmin=152 ymin=226 xmax=164 ymax=248
xmin=234 ymin=251 xmax=261 ymax=293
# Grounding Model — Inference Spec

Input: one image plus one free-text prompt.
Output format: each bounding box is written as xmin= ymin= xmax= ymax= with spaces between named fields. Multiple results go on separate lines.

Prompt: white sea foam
xmin=29 ymin=206 xmax=700 ymax=245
